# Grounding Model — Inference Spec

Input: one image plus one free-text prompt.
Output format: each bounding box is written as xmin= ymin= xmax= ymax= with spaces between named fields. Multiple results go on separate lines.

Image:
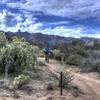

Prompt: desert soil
xmin=0 ymin=58 xmax=100 ymax=100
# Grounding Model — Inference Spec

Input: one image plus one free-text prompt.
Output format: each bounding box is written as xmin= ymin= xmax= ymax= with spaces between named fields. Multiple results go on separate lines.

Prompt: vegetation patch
xmin=12 ymin=74 xmax=30 ymax=89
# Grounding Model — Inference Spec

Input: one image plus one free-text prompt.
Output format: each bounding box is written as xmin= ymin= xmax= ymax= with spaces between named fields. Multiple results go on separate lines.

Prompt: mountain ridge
xmin=0 ymin=30 xmax=100 ymax=46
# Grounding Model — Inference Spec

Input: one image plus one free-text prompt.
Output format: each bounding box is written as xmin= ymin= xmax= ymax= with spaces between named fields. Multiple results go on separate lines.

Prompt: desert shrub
xmin=58 ymin=41 xmax=86 ymax=65
xmin=12 ymin=74 xmax=30 ymax=89
xmin=66 ymin=54 xmax=83 ymax=66
xmin=32 ymin=46 xmax=40 ymax=56
xmin=52 ymin=49 xmax=63 ymax=60
xmin=51 ymin=71 xmax=73 ymax=88
xmin=94 ymin=61 xmax=100 ymax=72
xmin=80 ymin=58 xmax=94 ymax=72
xmin=80 ymin=50 xmax=100 ymax=72
xmin=88 ymin=50 xmax=100 ymax=59
xmin=76 ymin=49 xmax=88 ymax=57
xmin=81 ymin=58 xmax=100 ymax=72
xmin=80 ymin=58 xmax=100 ymax=72
xmin=59 ymin=72 xmax=73 ymax=88
xmin=71 ymin=39 xmax=83 ymax=46
xmin=52 ymin=49 xmax=65 ymax=64
xmin=0 ymin=37 xmax=36 ymax=74
xmin=39 ymin=50 xmax=44 ymax=57
xmin=93 ymin=41 xmax=100 ymax=50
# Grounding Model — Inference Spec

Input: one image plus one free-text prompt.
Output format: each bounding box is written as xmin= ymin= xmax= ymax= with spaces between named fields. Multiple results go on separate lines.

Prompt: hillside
xmin=1 ymin=30 xmax=100 ymax=47
xmin=5 ymin=30 xmax=74 ymax=46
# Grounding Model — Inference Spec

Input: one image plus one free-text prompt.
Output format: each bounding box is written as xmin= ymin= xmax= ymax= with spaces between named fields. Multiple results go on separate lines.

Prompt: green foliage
xmin=59 ymin=40 xmax=100 ymax=72
xmin=32 ymin=46 xmax=40 ymax=56
xmin=59 ymin=41 xmax=88 ymax=66
xmin=13 ymin=74 xmax=30 ymax=89
xmin=80 ymin=50 xmax=100 ymax=72
xmin=93 ymin=41 xmax=100 ymax=49
xmin=0 ymin=36 xmax=36 ymax=74
xmin=66 ymin=54 xmax=83 ymax=66
xmin=59 ymin=41 xmax=85 ymax=59
xmin=52 ymin=49 xmax=63 ymax=60
xmin=39 ymin=50 xmax=44 ymax=57
xmin=52 ymin=49 xmax=61 ymax=58
xmin=76 ymin=49 xmax=88 ymax=57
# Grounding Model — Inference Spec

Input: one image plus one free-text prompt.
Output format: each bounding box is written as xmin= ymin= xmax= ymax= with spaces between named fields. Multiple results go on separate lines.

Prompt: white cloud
xmin=0 ymin=9 xmax=41 ymax=32
xmin=1 ymin=0 xmax=100 ymax=38
xmin=39 ymin=26 xmax=84 ymax=37
xmin=20 ymin=22 xmax=43 ymax=32
xmin=47 ymin=21 xmax=70 ymax=25
xmin=0 ymin=22 xmax=43 ymax=33
xmin=5 ymin=0 xmax=100 ymax=19
xmin=37 ymin=25 xmax=100 ymax=38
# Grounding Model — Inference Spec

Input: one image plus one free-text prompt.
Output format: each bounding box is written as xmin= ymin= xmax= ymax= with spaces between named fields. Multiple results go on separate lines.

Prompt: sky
xmin=0 ymin=0 xmax=100 ymax=38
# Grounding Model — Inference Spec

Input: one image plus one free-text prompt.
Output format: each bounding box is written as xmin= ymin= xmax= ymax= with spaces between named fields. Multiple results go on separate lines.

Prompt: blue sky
xmin=0 ymin=0 xmax=100 ymax=38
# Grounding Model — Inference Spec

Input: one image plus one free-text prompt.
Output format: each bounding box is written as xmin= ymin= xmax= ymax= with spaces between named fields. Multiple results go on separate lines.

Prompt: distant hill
xmin=4 ymin=31 xmax=76 ymax=46
xmin=1 ymin=30 xmax=100 ymax=47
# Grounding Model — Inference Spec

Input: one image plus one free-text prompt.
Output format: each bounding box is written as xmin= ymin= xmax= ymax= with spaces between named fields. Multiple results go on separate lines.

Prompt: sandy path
xmin=73 ymin=73 xmax=100 ymax=100
xmin=1 ymin=58 xmax=100 ymax=100
xmin=44 ymin=59 xmax=100 ymax=100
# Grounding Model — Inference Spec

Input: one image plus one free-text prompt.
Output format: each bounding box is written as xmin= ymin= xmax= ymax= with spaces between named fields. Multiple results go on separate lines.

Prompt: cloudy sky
xmin=0 ymin=0 xmax=100 ymax=38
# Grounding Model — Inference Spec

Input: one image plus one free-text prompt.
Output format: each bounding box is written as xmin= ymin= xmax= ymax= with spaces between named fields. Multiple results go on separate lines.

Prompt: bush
xmin=12 ymin=74 xmax=30 ymax=89
xmin=93 ymin=41 xmax=100 ymax=50
xmin=52 ymin=49 xmax=63 ymax=60
xmin=39 ymin=50 xmax=44 ymax=57
xmin=66 ymin=54 xmax=83 ymax=66
xmin=32 ymin=46 xmax=40 ymax=56
xmin=53 ymin=49 xmax=61 ymax=57
xmin=0 ymin=37 xmax=36 ymax=74
xmin=51 ymin=71 xmax=73 ymax=88
xmin=76 ymin=49 xmax=88 ymax=57
xmin=80 ymin=50 xmax=100 ymax=72
xmin=80 ymin=58 xmax=100 ymax=72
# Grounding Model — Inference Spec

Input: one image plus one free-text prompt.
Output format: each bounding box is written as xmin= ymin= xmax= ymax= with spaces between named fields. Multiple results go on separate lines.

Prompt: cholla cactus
xmin=13 ymin=74 xmax=30 ymax=89
xmin=0 ymin=36 xmax=36 ymax=74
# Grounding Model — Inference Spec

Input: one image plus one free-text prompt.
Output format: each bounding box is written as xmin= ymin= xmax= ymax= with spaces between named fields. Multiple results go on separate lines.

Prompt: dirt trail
xmin=44 ymin=59 xmax=100 ymax=100
xmin=1 ymin=58 xmax=100 ymax=100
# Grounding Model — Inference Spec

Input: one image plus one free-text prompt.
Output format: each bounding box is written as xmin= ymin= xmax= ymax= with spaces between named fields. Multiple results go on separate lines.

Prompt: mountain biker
xmin=43 ymin=47 xmax=50 ymax=63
